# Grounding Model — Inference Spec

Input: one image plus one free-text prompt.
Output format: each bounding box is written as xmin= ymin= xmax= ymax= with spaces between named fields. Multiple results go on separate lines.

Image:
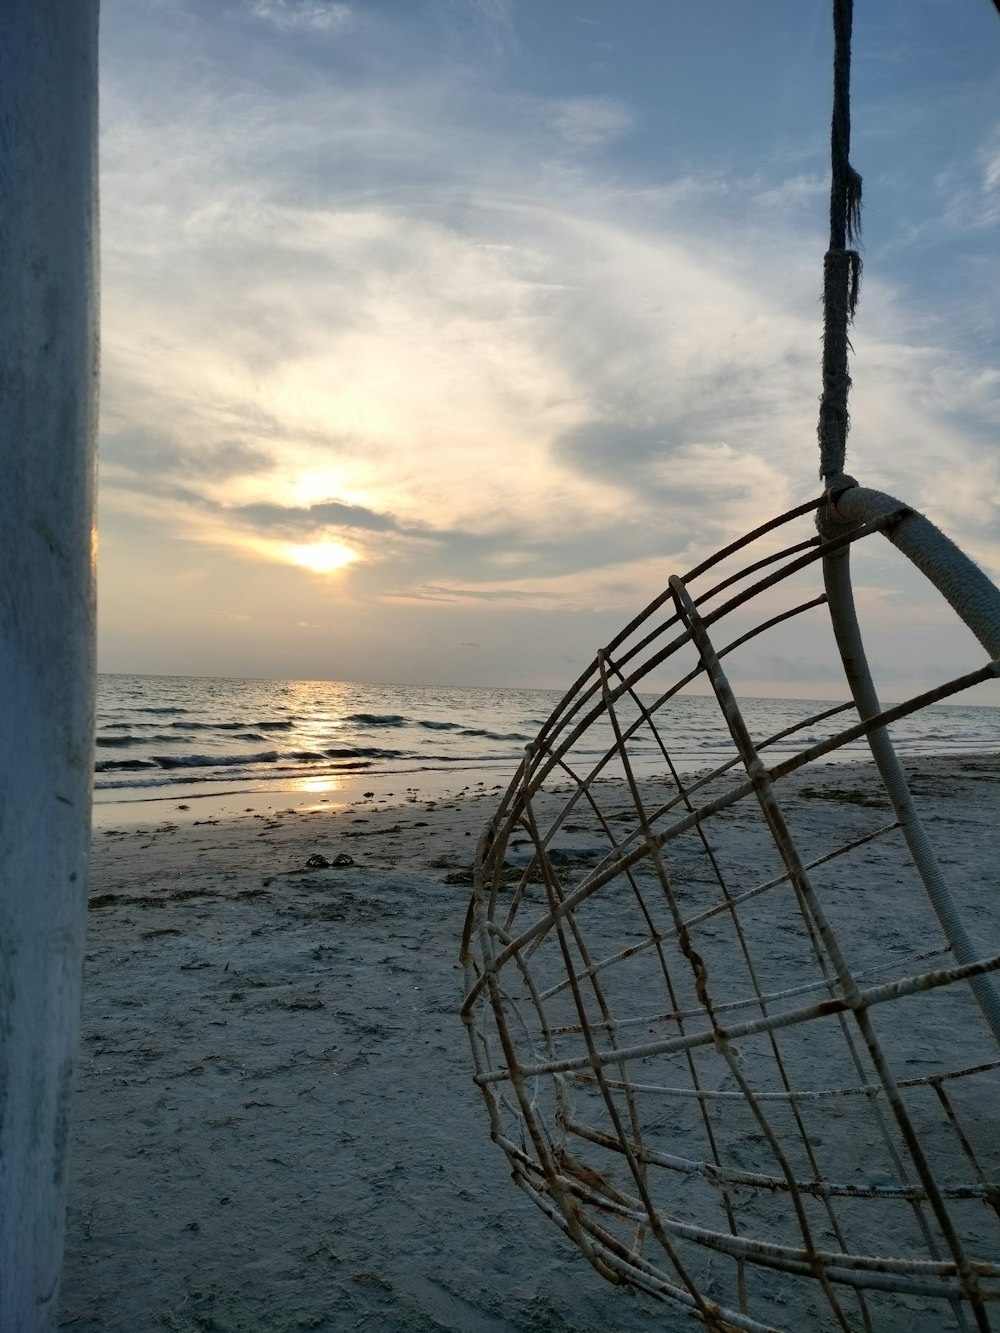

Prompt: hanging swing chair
xmin=460 ymin=4 xmax=1000 ymax=1330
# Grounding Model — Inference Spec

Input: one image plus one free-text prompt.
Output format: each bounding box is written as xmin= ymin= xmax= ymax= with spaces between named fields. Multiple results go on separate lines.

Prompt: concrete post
xmin=0 ymin=4 xmax=100 ymax=1328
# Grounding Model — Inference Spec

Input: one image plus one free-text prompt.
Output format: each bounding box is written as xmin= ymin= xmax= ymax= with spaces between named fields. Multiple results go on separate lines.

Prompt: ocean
xmin=92 ymin=673 xmax=1000 ymax=827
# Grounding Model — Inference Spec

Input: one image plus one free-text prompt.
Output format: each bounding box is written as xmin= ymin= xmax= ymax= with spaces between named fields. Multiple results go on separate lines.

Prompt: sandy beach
xmin=62 ymin=781 xmax=666 ymax=1333
xmin=60 ymin=753 xmax=1000 ymax=1332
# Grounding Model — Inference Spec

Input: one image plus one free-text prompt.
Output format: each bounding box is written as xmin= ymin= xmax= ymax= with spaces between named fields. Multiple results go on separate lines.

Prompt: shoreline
xmin=89 ymin=737 xmax=1000 ymax=833
xmin=90 ymin=760 xmax=516 ymax=832
xmin=62 ymin=750 xmax=1000 ymax=1331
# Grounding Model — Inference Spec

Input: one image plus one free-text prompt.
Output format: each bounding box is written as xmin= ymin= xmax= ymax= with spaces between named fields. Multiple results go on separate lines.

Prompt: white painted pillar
xmin=0 ymin=4 xmax=100 ymax=1329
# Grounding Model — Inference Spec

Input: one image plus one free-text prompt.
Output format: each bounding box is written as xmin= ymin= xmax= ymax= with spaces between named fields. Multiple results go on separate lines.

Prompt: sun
xmin=284 ymin=541 xmax=358 ymax=575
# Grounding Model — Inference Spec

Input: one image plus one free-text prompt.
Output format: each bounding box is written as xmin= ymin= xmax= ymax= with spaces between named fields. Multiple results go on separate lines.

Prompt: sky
xmin=97 ymin=0 xmax=1000 ymax=698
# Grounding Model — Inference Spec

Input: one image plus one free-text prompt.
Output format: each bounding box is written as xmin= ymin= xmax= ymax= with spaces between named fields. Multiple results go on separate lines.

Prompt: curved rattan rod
xmin=521 ymin=1157 xmax=991 ymax=1303
xmin=515 ymin=1181 xmax=782 ymax=1333
xmin=562 ymin=1115 xmax=998 ymax=1204
xmin=606 ymin=532 xmax=823 ymax=689
xmin=474 ymin=948 xmax=1000 ymax=1086
xmin=533 ymin=1169 xmax=1000 ymax=1307
xmin=502 ymin=1123 xmax=966 ymax=1316
xmin=570 ymin=1056 xmax=1000 ymax=1103
xmin=550 ymin=523 xmax=860 ymax=763
xmin=561 ymin=1192 xmax=1000 ymax=1302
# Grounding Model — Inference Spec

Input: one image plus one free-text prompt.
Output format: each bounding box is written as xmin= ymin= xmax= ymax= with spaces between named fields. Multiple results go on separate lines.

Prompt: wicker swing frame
xmin=460 ymin=4 xmax=1000 ymax=1330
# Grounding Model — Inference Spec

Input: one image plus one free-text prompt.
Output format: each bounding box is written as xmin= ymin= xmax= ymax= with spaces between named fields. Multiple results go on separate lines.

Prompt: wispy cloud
xmin=249 ymin=0 xmax=352 ymax=32
xmin=982 ymin=125 xmax=1000 ymax=201
xmin=544 ymin=96 xmax=634 ymax=148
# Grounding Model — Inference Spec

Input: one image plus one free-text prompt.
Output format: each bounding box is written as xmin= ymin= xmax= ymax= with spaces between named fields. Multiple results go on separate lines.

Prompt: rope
xmin=818 ymin=0 xmax=863 ymax=486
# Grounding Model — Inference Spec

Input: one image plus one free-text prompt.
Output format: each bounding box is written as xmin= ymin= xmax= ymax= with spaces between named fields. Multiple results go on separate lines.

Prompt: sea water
xmin=92 ymin=673 xmax=1000 ymax=825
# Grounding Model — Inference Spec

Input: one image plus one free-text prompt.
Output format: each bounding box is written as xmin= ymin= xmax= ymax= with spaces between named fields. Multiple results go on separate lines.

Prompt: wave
xmin=96 ymin=744 xmax=418 ymax=775
xmin=459 ymin=728 xmax=531 ymax=742
xmin=170 ymin=720 xmax=234 ymax=731
xmin=95 ymin=758 xmax=159 ymax=772
xmin=344 ymin=712 xmax=408 ymax=726
xmin=326 ymin=746 xmax=405 ymax=760
xmin=92 ymin=752 xmax=511 ymax=794
xmin=418 ymin=720 xmax=460 ymax=731
xmin=151 ymin=750 xmax=280 ymax=770
xmin=98 ymin=735 xmax=197 ymax=746
xmin=169 ymin=718 xmax=296 ymax=732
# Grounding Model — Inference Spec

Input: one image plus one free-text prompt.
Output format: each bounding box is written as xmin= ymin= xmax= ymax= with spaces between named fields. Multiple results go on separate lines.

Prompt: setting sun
xmin=284 ymin=541 xmax=358 ymax=575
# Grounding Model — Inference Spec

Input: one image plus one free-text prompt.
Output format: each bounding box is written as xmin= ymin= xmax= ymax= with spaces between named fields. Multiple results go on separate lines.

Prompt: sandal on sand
xmin=301 ymin=852 xmax=354 ymax=870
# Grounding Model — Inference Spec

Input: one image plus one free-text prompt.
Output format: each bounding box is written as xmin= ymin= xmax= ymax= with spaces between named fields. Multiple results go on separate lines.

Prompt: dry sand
xmin=59 ymin=755 xmax=1000 ymax=1332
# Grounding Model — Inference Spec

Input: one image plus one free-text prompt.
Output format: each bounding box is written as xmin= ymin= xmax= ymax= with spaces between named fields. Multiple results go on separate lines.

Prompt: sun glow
xmin=292 ymin=775 xmax=346 ymax=795
xmin=292 ymin=468 xmax=371 ymax=508
xmin=284 ymin=541 xmax=358 ymax=574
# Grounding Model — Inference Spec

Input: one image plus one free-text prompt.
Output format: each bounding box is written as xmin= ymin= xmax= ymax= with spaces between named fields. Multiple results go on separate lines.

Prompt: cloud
xmin=102 ymin=428 xmax=274 ymax=484
xmin=248 ymin=0 xmax=352 ymax=32
xmin=385 ymin=584 xmax=541 ymax=604
xmin=982 ymin=126 xmax=1000 ymax=198
xmin=95 ymin=2 xmax=1000 ymax=690
xmin=229 ymin=499 xmax=397 ymax=536
xmin=99 ymin=86 xmax=997 ymax=592
xmin=544 ymin=97 xmax=634 ymax=148
xmin=434 ymin=0 xmax=515 ymax=56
